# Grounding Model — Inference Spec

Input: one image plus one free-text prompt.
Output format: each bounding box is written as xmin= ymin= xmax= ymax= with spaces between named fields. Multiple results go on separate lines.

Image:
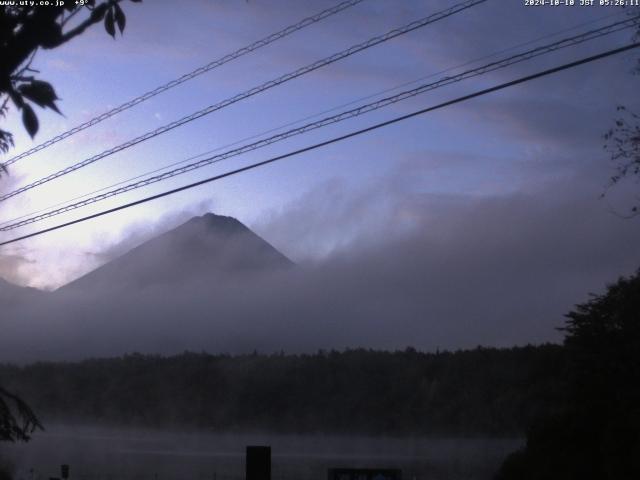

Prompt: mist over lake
xmin=1 ymin=425 xmax=522 ymax=480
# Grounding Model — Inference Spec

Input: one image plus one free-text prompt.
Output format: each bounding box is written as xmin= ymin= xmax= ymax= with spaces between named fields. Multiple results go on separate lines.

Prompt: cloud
xmin=1 ymin=154 xmax=639 ymax=363
xmin=0 ymin=252 xmax=33 ymax=286
xmin=1 ymin=0 xmax=639 ymax=363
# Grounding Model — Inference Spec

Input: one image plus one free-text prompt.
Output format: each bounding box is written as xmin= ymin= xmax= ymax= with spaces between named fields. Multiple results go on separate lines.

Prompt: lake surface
xmin=1 ymin=425 xmax=522 ymax=480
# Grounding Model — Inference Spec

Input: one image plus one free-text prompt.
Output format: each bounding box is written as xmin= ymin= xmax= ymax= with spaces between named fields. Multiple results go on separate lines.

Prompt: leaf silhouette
xmin=18 ymin=80 xmax=61 ymax=114
xmin=22 ymin=104 xmax=39 ymax=138
xmin=8 ymin=89 xmax=24 ymax=109
xmin=104 ymin=8 xmax=116 ymax=38
xmin=114 ymin=3 xmax=126 ymax=33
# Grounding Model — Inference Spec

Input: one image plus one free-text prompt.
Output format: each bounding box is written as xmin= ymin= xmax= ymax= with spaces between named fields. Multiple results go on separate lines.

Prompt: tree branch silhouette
xmin=0 ymin=387 xmax=42 ymax=442
xmin=0 ymin=0 xmax=138 ymax=157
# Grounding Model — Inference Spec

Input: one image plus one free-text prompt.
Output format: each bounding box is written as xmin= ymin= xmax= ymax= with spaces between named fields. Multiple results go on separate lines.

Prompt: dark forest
xmin=0 ymin=345 xmax=566 ymax=437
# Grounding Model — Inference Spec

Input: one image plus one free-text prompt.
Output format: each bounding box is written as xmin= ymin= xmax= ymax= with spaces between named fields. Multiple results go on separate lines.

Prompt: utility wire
xmin=0 ymin=0 xmax=366 ymax=168
xmin=0 ymin=0 xmax=487 ymax=204
xmin=1 ymin=41 xmax=638 ymax=248
xmin=0 ymin=15 xmax=635 ymax=233
xmin=0 ymin=8 xmax=628 ymax=229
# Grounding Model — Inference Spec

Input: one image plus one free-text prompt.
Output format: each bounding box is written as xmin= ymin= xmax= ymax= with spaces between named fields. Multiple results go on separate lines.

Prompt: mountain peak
xmin=194 ymin=212 xmax=237 ymax=225
xmin=61 ymin=213 xmax=292 ymax=291
xmin=184 ymin=213 xmax=245 ymax=233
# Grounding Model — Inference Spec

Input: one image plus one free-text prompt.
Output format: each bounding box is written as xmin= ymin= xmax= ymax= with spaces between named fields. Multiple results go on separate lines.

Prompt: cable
xmin=0 ymin=9 xmax=629 ymax=229
xmin=1 ymin=42 xmax=637 ymax=248
xmin=0 ymin=0 xmax=366 ymax=167
xmin=1 ymin=15 xmax=636 ymax=233
xmin=0 ymin=0 xmax=487 ymax=203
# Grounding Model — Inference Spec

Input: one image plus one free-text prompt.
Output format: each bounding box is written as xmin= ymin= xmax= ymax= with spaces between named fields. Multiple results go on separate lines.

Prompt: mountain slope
xmin=60 ymin=213 xmax=292 ymax=292
xmin=0 ymin=278 xmax=42 ymax=305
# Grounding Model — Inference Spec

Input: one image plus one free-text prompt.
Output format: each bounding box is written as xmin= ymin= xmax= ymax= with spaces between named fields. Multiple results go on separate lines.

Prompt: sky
xmin=1 ymin=0 xmax=640 ymax=358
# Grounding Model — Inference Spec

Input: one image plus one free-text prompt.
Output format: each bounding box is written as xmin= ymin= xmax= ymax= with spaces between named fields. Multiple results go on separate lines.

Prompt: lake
xmin=1 ymin=425 xmax=522 ymax=480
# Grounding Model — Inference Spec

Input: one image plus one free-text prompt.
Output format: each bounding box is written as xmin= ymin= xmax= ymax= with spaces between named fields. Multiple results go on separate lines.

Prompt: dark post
xmin=61 ymin=466 xmax=70 ymax=480
xmin=246 ymin=446 xmax=271 ymax=480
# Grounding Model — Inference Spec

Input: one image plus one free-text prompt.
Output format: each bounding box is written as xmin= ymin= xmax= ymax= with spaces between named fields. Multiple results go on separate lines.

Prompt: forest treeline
xmin=0 ymin=346 xmax=567 ymax=436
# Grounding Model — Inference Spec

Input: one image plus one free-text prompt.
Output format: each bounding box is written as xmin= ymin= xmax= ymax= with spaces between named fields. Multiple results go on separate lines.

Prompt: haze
xmin=0 ymin=0 xmax=639 ymax=362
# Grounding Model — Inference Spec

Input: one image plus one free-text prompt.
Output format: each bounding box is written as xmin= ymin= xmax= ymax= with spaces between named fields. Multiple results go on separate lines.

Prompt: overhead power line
xmin=1 ymin=0 xmax=366 ymax=168
xmin=0 ymin=0 xmax=487 ymax=203
xmin=1 ymin=41 xmax=638 ymax=248
xmin=0 ymin=9 xmax=628 ymax=230
xmin=0 ymin=15 xmax=636 ymax=233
